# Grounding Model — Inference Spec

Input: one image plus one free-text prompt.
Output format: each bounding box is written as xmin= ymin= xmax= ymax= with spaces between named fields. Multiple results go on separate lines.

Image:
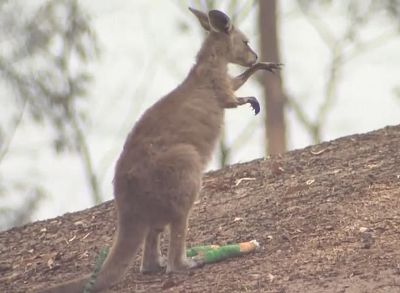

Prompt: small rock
xmin=0 ymin=263 xmax=12 ymax=272
xmin=74 ymin=221 xmax=85 ymax=226
xmin=249 ymin=273 xmax=261 ymax=279
xmin=268 ymin=273 xmax=275 ymax=282
xmin=360 ymin=231 xmax=374 ymax=249
xmin=306 ymin=179 xmax=315 ymax=185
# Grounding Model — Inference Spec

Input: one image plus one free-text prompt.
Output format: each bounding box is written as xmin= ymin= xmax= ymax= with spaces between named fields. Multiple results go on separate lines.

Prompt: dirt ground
xmin=1 ymin=125 xmax=400 ymax=293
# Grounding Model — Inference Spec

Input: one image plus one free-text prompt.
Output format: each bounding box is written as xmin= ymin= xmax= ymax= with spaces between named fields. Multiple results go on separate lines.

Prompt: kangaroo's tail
xmin=36 ymin=222 xmax=147 ymax=293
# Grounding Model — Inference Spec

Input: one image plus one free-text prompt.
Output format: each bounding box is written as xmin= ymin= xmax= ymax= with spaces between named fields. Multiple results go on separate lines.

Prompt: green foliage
xmin=288 ymin=0 xmax=400 ymax=143
xmin=0 ymin=0 xmax=99 ymax=229
xmin=83 ymin=247 xmax=109 ymax=293
xmin=298 ymin=0 xmax=400 ymax=28
xmin=395 ymin=86 xmax=400 ymax=103
xmin=0 ymin=187 xmax=45 ymax=231
xmin=0 ymin=0 xmax=98 ymax=153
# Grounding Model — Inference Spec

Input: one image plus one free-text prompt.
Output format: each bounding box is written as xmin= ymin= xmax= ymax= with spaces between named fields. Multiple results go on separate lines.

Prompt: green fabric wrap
xmin=186 ymin=245 xmax=219 ymax=257
xmin=187 ymin=244 xmax=241 ymax=263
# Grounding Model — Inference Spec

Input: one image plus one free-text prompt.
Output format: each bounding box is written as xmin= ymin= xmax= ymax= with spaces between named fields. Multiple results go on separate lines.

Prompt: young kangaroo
xmin=37 ymin=8 xmax=281 ymax=293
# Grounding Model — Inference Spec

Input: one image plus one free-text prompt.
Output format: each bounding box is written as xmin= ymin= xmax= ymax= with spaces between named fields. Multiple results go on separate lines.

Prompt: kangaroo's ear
xmin=208 ymin=10 xmax=232 ymax=33
xmin=189 ymin=7 xmax=211 ymax=31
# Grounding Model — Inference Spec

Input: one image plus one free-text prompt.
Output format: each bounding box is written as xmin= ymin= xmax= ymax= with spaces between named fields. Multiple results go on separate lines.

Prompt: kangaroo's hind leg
xmin=150 ymin=143 xmax=204 ymax=273
xmin=166 ymin=214 xmax=202 ymax=273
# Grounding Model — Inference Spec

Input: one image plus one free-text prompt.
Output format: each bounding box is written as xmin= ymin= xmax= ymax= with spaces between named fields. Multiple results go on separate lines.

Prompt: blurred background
xmin=0 ymin=0 xmax=399 ymax=230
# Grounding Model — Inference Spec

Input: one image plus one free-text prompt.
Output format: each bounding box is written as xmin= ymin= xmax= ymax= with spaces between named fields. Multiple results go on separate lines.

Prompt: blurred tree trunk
xmin=258 ymin=0 xmax=286 ymax=155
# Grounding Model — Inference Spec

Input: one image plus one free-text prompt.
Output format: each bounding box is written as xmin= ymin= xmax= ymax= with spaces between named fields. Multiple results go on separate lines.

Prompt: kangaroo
xmin=36 ymin=8 xmax=281 ymax=293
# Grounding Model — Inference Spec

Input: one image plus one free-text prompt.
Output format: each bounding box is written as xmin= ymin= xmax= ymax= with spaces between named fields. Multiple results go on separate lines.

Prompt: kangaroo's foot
xmin=166 ymin=257 xmax=204 ymax=273
xmin=141 ymin=255 xmax=167 ymax=274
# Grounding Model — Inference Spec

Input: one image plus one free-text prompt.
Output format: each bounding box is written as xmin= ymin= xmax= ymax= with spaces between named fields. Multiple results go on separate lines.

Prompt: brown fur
xmin=36 ymin=8 xmax=280 ymax=293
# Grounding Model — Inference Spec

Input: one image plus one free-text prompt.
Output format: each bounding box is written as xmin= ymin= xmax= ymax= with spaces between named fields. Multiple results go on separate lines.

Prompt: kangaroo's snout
xmin=251 ymin=52 xmax=258 ymax=65
xmin=244 ymin=50 xmax=258 ymax=67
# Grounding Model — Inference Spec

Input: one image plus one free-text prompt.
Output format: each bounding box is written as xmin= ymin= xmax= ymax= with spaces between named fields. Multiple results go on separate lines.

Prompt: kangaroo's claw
xmin=248 ymin=97 xmax=260 ymax=115
xmin=258 ymin=62 xmax=283 ymax=73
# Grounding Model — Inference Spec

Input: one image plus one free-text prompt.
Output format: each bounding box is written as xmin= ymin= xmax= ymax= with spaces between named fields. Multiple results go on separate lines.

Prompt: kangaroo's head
xmin=189 ymin=7 xmax=258 ymax=67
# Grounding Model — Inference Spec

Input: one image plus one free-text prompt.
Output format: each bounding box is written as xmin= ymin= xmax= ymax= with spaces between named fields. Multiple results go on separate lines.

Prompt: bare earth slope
xmin=1 ymin=125 xmax=400 ymax=293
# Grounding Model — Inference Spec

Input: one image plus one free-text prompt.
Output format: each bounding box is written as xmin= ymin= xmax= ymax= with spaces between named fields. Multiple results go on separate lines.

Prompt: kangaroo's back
xmin=116 ymin=72 xmax=225 ymax=176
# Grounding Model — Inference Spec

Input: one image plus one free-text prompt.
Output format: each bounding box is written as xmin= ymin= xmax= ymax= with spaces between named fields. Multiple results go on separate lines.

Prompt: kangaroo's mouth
xmin=250 ymin=60 xmax=258 ymax=66
xmin=247 ymin=55 xmax=258 ymax=67
xmin=245 ymin=60 xmax=257 ymax=67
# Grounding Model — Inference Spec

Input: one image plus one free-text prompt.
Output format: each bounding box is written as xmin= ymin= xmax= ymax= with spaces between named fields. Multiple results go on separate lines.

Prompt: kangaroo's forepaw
xmin=248 ymin=97 xmax=260 ymax=115
xmin=258 ymin=62 xmax=283 ymax=73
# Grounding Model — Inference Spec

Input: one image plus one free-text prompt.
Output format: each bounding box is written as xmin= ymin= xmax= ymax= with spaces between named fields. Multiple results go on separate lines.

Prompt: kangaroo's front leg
xmin=224 ymin=96 xmax=261 ymax=115
xmin=231 ymin=62 xmax=282 ymax=91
